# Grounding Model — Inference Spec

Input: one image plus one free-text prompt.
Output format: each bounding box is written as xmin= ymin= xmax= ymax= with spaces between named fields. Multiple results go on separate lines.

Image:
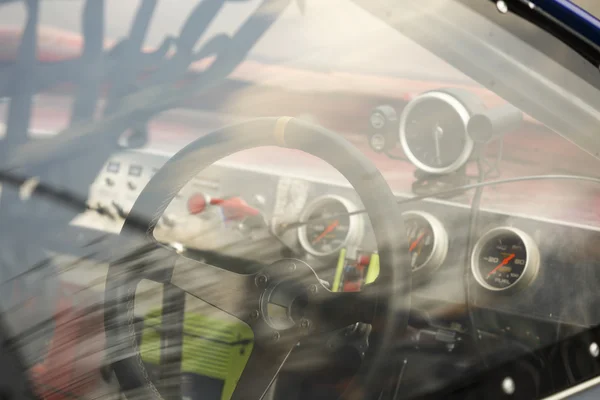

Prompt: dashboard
xmin=68 ymin=141 xmax=600 ymax=399
xmin=75 ymin=147 xmax=600 ymax=337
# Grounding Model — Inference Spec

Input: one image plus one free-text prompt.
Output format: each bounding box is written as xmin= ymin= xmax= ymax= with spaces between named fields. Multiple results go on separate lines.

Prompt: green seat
xmin=140 ymin=309 xmax=254 ymax=400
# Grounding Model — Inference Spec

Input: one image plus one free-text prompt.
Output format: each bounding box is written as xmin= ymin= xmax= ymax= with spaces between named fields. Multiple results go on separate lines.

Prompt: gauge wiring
xmin=463 ymin=156 xmax=488 ymax=367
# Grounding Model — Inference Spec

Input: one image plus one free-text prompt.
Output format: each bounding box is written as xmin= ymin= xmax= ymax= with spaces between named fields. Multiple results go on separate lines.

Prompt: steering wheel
xmin=104 ymin=117 xmax=411 ymax=400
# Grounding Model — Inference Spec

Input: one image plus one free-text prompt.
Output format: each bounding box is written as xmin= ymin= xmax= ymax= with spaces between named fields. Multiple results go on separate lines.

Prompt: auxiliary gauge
xmin=399 ymin=90 xmax=482 ymax=174
xmin=298 ymin=195 xmax=364 ymax=258
xmin=471 ymin=227 xmax=540 ymax=292
xmin=402 ymin=211 xmax=448 ymax=275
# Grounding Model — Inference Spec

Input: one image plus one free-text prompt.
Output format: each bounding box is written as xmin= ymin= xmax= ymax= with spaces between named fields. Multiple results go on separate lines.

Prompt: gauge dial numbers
xmin=471 ymin=227 xmax=540 ymax=292
xmin=402 ymin=211 xmax=448 ymax=275
xmin=298 ymin=195 xmax=364 ymax=258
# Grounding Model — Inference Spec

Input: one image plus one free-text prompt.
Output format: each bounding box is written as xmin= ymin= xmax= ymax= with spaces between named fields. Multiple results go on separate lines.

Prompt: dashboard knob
xmin=105 ymin=177 xmax=115 ymax=186
xmin=188 ymin=193 xmax=208 ymax=215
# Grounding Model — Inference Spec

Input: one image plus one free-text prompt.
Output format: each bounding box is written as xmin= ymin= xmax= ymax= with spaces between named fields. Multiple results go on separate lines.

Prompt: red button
xmin=187 ymin=193 xmax=207 ymax=215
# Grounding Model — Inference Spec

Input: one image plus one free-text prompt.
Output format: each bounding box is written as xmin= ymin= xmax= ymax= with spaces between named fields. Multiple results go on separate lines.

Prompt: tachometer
xmin=399 ymin=90 xmax=478 ymax=175
xmin=471 ymin=227 xmax=540 ymax=292
xmin=298 ymin=195 xmax=364 ymax=257
xmin=402 ymin=211 xmax=448 ymax=275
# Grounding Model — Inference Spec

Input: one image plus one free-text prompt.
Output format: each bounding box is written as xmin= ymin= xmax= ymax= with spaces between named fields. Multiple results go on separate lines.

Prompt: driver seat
xmin=139 ymin=309 xmax=254 ymax=400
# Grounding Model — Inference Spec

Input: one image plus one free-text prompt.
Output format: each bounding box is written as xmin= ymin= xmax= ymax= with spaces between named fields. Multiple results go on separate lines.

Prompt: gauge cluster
xmin=77 ymin=149 xmax=600 ymax=328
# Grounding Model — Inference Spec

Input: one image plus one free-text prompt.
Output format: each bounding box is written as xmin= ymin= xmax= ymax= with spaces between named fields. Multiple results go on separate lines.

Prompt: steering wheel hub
xmin=259 ymin=259 xmax=317 ymax=332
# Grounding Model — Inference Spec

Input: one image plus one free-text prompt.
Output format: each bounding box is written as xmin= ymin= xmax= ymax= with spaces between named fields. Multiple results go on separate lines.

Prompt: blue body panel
xmin=526 ymin=0 xmax=600 ymax=46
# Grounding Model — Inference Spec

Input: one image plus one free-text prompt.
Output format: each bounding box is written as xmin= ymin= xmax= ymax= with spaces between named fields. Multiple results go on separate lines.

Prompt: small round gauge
xmin=298 ymin=195 xmax=364 ymax=257
xmin=273 ymin=177 xmax=309 ymax=225
xmin=402 ymin=211 xmax=448 ymax=274
xmin=471 ymin=227 xmax=540 ymax=292
xmin=399 ymin=91 xmax=474 ymax=175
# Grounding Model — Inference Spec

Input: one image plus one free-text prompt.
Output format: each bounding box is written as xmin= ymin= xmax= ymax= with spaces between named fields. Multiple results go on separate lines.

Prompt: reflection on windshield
xmin=0 ymin=1 xmax=600 ymax=400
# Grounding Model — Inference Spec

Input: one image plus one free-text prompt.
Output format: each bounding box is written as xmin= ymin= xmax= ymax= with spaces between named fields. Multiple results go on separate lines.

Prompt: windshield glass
xmin=1 ymin=1 xmax=600 ymax=400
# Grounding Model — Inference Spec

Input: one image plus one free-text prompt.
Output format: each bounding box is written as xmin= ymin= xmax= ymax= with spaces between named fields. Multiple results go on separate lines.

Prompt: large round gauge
xmin=399 ymin=91 xmax=475 ymax=175
xmin=402 ymin=211 xmax=448 ymax=274
xmin=298 ymin=195 xmax=364 ymax=257
xmin=471 ymin=227 xmax=540 ymax=292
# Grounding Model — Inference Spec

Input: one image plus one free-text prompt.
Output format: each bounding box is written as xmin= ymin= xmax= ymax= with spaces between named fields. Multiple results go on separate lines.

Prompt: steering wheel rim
xmin=104 ymin=117 xmax=411 ymax=400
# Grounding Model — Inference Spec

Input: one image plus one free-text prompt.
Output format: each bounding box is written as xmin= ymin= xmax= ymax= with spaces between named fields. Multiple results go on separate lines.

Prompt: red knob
xmin=210 ymin=197 xmax=260 ymax=220
xmin=187 ymin=193 xmax=208 ymax=215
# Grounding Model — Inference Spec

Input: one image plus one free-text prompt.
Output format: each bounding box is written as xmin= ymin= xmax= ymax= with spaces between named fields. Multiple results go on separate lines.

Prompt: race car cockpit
xmin=2 ymin=0 xmax=600 ymax=399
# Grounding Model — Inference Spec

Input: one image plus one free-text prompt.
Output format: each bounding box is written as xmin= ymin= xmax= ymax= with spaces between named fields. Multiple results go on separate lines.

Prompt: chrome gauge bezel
xmin=297 ymin=195 xmax=364 ymax=258
xmin=471 ymin=227 xmax=540 ymax=293
xmin=402 ymin=210 xmax=449 ymax=275
xmin=399 ymin=91 xmax=474 ymax=175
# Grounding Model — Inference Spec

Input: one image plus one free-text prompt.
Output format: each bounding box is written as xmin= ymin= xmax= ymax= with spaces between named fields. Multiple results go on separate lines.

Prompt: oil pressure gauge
xmin=402 ymin=211 xmax=448 ymax=275
xmin=471 ymin=227 xmax=540 ymax=292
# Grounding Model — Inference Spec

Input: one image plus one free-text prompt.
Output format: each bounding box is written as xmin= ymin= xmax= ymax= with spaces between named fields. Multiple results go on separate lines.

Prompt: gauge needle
xmin=487 ymin=253 xmax=515 ymax=278
xmin=312 ymin=220 xmax=339 ymax=244
xmin=409 ymin=232 xmax=426 ymax=252
xmin=433 ymin=125 xmax=443 ymax=166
